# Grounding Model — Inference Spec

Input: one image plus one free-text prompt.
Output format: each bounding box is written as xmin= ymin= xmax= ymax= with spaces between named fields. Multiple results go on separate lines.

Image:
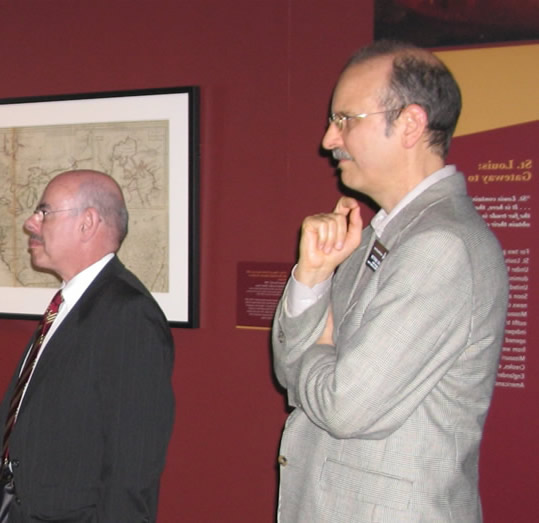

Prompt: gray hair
xmin=78 ymin=175 xmax=129 ymax=246
xmin=345 ymin=40 xmax=462 ymax=159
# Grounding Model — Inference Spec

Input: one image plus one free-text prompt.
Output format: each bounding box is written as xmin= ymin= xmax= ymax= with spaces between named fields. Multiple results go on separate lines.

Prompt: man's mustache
xmin=29 ymin=233 xmax=43 ymax=242
xmin=332 ymin=148 xmax=353 ymax=161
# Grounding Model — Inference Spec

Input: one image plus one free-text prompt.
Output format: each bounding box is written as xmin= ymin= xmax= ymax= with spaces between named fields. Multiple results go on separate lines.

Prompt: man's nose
xmin=322 ymin=122 xmax=343 ymax=151
xmin=24 ymin=212 xmax=40 ymax=234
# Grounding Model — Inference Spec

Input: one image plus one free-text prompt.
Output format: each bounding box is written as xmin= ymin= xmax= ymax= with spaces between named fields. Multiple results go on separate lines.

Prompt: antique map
xmin=0 ymin=120 xmax=169 ymax=292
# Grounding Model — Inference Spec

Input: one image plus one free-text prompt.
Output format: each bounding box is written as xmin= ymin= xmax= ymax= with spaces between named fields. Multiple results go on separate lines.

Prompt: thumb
xmin=345 ymin=206 xmax=363 ymax=249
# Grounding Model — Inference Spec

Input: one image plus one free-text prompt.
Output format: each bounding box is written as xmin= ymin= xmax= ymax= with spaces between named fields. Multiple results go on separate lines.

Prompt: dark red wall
xmin=0 ymin=2 xmax=372 ymax=521
xmin=0 ymin=2 xmax=532 ymax=522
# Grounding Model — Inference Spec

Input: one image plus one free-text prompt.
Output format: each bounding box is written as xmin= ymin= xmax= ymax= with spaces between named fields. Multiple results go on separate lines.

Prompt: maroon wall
xmin=0 ymin=2 xmax=372 ymax=521
xmin=0 ymin=1 xmax=532 ymax=522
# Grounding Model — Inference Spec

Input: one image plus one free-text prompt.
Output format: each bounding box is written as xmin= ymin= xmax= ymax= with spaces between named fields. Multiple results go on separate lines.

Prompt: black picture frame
xmin=0 ymin=86 xmax=199 ymax=328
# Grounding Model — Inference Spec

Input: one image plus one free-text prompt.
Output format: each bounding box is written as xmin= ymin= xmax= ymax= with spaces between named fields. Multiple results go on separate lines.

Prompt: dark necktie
xmin=2 ymin=290 xmax=63 ymax=463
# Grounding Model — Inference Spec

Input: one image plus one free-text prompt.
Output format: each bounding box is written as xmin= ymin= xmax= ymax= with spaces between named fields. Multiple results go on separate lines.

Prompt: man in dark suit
xmin=0 ymin=170 xmax=175 ymax=522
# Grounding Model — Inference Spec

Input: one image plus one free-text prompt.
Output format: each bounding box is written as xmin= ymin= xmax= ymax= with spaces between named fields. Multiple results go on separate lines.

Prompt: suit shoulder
xmin=411 ymin=194 xmax=501 ymax=252
xmin=84 ymin=262 xmax=170 ymax=325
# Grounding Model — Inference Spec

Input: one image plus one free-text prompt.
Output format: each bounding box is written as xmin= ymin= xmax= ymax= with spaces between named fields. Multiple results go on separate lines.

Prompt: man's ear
xmin=79 ymin=207 xmax=101 ymax=242
xmin=400 ymin=104 xmax=428 ymax=149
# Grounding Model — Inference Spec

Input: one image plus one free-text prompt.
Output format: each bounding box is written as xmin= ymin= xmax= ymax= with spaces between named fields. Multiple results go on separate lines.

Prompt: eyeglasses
xmin=32 ymin=207 xmax=79 ymax=221
xmin=328 ymin=108 xmax=403 ymax=131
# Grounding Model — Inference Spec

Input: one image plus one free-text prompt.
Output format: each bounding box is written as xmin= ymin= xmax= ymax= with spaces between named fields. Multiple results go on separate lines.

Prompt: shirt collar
xmin=60 ymin=253 xmax=115 ymax=313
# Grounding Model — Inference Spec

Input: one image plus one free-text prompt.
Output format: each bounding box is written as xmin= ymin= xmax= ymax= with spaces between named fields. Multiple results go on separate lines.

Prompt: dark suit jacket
xmin=0 ymin=256 xmax=175 ymax=523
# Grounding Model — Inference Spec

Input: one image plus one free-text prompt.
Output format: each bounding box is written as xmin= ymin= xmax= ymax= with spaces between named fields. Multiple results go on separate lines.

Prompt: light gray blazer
xmin=272 ymin=172 xmax=508 ymax=522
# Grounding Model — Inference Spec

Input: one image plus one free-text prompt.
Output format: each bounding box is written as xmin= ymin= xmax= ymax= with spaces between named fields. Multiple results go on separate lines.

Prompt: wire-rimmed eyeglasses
xmin=32 ymin=207 xmax=80 ymax=221
xmin=328 ymin=107 xmax=404 ymax=131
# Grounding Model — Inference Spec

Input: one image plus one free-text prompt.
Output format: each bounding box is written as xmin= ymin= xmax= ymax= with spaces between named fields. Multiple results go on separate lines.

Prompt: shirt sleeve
xmin=285 ymin=265 xmax=333 ymax=317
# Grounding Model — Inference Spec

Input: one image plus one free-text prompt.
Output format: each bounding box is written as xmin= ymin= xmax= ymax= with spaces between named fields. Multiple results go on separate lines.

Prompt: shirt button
xmin=277 ymin=455 xmax=288 ymax=466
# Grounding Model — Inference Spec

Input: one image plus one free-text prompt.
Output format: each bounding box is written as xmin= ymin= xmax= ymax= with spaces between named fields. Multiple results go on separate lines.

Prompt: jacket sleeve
xmin=274 ymin=230 xmax=478 ymax=439
xmin=272 ymin=278 xmax=331 ymax=407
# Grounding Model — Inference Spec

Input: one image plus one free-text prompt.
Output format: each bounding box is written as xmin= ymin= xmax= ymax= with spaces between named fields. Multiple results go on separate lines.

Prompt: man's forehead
xmin=42 ymin=177 xmax=78 ymax=204
xmin=332 ymin=62 xmax=390 ymax=111
xmin=337 ymin=57 xmax=392 ymax=90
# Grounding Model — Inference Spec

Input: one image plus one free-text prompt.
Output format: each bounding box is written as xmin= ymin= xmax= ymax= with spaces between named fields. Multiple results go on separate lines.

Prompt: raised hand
xmin=296 ymin=197 xmax=363 ymax=287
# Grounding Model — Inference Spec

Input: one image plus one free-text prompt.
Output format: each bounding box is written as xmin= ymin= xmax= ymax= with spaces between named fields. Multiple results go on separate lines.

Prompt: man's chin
xmin=339 ymin=168 xmax=362 ymax=191
xmin=28 ymin=252 xmax=47 ymax=271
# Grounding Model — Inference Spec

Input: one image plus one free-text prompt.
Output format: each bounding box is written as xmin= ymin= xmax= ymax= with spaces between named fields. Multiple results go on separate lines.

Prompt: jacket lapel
xmin=16 ymin=257 xmax=122 ymax=415
xmin=332 ymin=172 xmax=466 ymax=335
xmin=379 ymin=172 xmax=466 ymax=248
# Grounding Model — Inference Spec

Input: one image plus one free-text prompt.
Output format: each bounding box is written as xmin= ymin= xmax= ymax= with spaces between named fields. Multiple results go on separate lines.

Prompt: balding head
xmin=24 ymin=170 xmax=129 ymax=282
xmin=59 ymin=170 xmax=129 ymax=249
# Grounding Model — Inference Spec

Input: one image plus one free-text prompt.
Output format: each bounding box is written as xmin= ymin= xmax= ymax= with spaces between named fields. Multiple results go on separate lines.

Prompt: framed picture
xmin=0 ymin=86 xmax=199 ymax=327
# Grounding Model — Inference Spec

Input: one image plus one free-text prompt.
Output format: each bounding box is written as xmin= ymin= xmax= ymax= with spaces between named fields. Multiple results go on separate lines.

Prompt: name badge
xmin=366 ymin=239 xmax=388 ymax=272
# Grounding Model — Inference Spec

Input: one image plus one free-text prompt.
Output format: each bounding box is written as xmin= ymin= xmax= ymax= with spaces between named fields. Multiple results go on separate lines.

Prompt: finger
xmin=304 ymin=214 xmax=338 ymax=253
xmin=333 ymin=212 xmax=349 ymax=251
xmin=348 ymin=205 xmax=362 ymax=228
xmin=317 ymin=217 xmax=338 ymax=253
xmin=321 ymin=214 xmax=349 ymax=253
xmin=334 ymin=196 xmax=360 ymax=216
xmin=344 ymin=206 xmax=363 ymax=249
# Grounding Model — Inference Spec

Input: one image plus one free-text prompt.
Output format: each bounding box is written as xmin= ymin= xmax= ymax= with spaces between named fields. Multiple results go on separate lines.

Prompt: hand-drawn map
xmin=0 ymin=120 xmax=169 ymax=292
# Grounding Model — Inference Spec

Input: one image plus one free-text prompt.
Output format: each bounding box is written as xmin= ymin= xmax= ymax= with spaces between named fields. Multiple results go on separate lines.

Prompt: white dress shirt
xmin=16 ymin=253 xmax=115 ymax=417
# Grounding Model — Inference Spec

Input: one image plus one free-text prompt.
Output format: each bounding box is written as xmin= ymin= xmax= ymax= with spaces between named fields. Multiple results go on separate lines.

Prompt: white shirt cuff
xmin=284 ymin=265 xmax=332 ymax=317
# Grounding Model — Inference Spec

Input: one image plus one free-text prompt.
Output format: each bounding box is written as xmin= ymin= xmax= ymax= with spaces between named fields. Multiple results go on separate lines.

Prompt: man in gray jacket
xmin=273 ymin=40 xmax=508 ymax=522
